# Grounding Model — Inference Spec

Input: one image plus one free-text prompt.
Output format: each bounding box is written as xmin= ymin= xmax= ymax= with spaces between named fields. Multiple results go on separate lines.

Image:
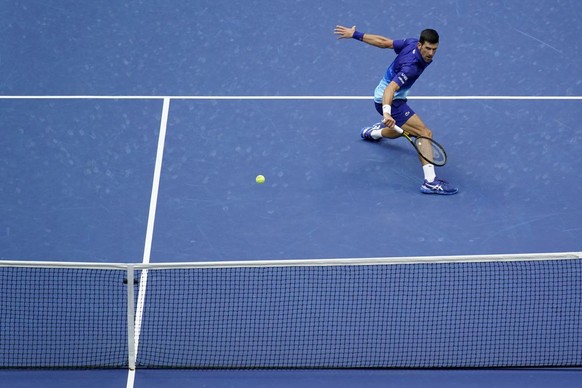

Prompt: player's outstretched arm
xmin=334 ymin=25 xmax=393 ymax=49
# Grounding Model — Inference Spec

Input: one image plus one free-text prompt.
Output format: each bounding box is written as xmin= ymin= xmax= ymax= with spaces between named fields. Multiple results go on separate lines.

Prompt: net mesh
xmin=1 ymin=256 xmax=582 ymax=369
xmin=136 ymin=260 xmax=582 ymax=368
xmin=0 ymin=267 xmax=128 ymax=368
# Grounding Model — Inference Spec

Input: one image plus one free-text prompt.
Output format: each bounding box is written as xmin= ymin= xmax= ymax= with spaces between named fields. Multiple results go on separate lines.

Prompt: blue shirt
xmin=374 ymin=38 xmax=431 ymax=103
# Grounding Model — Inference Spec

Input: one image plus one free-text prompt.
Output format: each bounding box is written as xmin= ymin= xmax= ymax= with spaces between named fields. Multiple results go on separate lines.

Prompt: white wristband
xmin=382 ymin=104 xmax=392 ymax=115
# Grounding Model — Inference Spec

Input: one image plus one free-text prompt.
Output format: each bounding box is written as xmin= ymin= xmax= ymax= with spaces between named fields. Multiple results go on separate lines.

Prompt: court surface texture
xmin=1 ymin=0 xmax=581 ymax=387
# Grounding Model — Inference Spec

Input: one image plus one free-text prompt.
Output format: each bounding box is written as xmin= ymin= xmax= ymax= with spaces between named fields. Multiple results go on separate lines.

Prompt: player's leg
xmin=401 ymin=113 xmax=434 ymax=168
xmin=361 ymin=123 xmax=401 ymax=140
xmin=400 ymin=113 xmax=432 ymax=139
xmin=361 ymin=98 xmax=458 ymax=194
xmin=401 ymin=113 xmax=458 ymax=195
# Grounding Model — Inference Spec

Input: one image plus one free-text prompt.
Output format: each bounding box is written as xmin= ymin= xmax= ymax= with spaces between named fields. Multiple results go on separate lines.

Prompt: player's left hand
xmin=334 ymin=25 xmax=355 ymax=39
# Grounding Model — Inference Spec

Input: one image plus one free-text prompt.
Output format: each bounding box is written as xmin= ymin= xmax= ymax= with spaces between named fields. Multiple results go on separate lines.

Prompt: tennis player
xmin=334 ymin=25 xmax=458 ymax=195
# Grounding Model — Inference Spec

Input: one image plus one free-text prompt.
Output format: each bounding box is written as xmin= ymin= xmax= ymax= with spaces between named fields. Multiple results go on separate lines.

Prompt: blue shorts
xmin=374 ymin=99 xmax=415 ymax=127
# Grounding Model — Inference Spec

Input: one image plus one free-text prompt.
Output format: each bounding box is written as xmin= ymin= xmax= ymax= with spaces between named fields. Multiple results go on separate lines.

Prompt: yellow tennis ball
xmin=256 ymin=175 xmax=265 ymax=184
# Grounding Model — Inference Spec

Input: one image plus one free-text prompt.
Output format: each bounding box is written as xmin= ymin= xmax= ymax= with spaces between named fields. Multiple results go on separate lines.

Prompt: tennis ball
xmin=256 ymin=175 xmax=265 ymax=184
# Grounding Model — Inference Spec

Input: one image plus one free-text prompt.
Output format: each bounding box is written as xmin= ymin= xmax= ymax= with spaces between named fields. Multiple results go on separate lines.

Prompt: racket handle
xmin=394 ymin=125 xmax=404 ymax=135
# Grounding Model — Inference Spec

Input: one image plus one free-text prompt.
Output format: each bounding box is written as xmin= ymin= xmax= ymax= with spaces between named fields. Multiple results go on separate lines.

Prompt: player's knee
xmin=420 ymin=127 xmax=432 ymax=138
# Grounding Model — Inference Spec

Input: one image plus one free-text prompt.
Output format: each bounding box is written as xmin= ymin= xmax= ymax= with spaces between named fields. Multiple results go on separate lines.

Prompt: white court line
xmin=0 ymin=95 xmax=581 ymax=100
xmin=126 ymin=97 xmax=170 ymax=388
xmin=141 ymin=97 xmax=170 ymax=266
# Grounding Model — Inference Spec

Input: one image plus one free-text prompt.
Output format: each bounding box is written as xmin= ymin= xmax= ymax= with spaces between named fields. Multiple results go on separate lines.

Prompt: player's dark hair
xmin=419 ymin=29 xmax=439 ymax=44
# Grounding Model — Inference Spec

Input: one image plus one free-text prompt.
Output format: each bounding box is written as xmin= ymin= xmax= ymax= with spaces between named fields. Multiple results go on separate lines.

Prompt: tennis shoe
xmin=360 ymin=122 xmax=382 ymax=141
xmin=420 ymin=177 xmax=458 ymax=195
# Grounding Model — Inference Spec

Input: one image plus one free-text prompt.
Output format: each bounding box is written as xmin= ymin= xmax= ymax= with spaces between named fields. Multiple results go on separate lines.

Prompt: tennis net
xmin=1 ymin=252 xmax=581 ymax=369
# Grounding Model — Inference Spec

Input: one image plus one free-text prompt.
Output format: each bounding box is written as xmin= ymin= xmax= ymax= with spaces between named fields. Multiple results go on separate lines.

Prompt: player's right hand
xmin=382 ymin=114 xmax=395 ymax=129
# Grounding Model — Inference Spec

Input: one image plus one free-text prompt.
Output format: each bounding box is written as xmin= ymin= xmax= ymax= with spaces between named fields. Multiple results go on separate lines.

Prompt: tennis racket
xmin=395 ymin=126 xmax=447 ymax=166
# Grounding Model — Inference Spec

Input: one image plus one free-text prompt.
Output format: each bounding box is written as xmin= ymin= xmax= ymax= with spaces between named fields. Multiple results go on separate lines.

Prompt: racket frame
xmin=400 ymin=131 xmax=448 ymax=166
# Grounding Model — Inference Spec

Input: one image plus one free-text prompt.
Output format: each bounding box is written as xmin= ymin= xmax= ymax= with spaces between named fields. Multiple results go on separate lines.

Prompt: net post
xmin=126 ymin=265 xmax=136 ymax=370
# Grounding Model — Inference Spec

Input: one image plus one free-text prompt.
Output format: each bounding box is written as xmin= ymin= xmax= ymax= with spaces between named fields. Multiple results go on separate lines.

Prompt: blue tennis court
xmin=1 ymin=0 xmax=582 ymax=387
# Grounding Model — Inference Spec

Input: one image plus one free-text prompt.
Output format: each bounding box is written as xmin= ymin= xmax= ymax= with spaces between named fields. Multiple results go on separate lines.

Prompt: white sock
xmin=370 ymin=129 xmax=383 ymax=139
xmin=423 ymin=164 xmax=436 ymax=182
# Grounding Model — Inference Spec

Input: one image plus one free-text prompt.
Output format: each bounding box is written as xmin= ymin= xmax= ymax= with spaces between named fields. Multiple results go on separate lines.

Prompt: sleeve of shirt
xmin=392 ymin=39 xmax=406 ymax=54
xmin=392 ymin=66 xmax=418 ymax=88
